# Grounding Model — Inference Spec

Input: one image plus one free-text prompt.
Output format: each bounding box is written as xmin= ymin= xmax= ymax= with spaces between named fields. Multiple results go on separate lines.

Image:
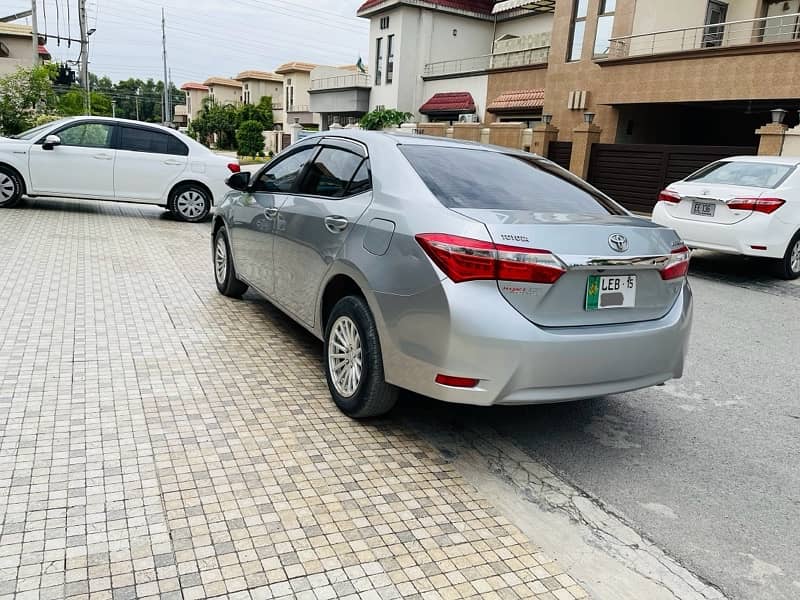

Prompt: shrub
xmin=359 ymin=108 xmax=413 ymax=131
xmin=236 ymin=120 xmax=265 ymax=158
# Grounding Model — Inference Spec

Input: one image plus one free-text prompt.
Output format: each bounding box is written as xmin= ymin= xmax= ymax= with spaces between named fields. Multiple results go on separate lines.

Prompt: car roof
xmin=721 ymin=155 xmax=800 ymax=166
xmin=60 ymin=115 xmax=181 ymax=135
xmin=307 ymin=129 xmax=520 ymax=154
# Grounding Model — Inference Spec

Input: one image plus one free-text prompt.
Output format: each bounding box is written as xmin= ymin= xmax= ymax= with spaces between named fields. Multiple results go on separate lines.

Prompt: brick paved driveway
xmin=0 ymin=199 xmax=585 ymax=600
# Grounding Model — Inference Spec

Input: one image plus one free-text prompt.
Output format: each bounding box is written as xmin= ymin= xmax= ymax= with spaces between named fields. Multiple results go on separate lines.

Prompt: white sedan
xmin=653 ymin=156 xmax=800 ymax=279
xmin=0 ymin=116 xmax=239 ymax=222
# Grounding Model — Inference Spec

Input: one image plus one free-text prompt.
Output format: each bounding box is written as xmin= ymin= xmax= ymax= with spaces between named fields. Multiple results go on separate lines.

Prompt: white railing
xmin=608 ymin=12 xmax=800 ymax=59
xmin=286 ymin=105 xmax=311 ymax=113
xmin=423 ymin=46 xmax=550 ymax=77
xmin=310 ymin=73 xmax=371 ymax=91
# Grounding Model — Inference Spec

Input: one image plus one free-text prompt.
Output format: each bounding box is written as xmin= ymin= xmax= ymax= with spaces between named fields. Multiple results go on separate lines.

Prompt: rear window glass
xmin=400 ymin=146 xmax=620 ymax=214
xmin=686 ymin=161 xmax=794 ymax=189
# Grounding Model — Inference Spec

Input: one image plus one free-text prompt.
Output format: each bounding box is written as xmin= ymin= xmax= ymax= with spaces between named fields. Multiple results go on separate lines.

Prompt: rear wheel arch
xmin=321 ymin=274 xmax=365 ymax=332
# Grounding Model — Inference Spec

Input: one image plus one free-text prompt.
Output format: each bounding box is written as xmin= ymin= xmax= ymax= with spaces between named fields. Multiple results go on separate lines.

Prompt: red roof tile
xmin=358 ymin=0 xmax=495 ymax=16
xmin=420 ymin=92 xmax=476 ymax=114
xmin=487 ymin=89 xmax=545 ymax=112
xmin=181 ymin=82 xmax=210 ymax=92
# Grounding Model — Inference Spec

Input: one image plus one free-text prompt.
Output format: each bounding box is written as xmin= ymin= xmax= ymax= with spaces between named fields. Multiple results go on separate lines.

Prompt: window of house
xmin=386 ymin=35 xmax=395 ymax=84
xmin=594 ymin=0 xmax=616 ymax=56
xmin=380 ymin=16 xmax=390 ymax=30
xmin=375 ymin=38 xmax=383 ymax=86
xmin=703 ymin=1 xmax=728 ymax=47
xmin=567 ymin=0 xmax=589 ymax=61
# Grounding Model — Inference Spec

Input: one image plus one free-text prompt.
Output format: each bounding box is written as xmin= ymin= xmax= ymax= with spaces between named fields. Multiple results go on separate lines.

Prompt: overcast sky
xmin=7 ymin=0 xmax=369 ymax=84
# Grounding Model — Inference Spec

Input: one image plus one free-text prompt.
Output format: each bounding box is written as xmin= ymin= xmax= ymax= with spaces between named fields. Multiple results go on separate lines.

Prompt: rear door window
xmin=399 ymin=145 xmax=622 ymax=214
xmin=298 ymin=147 xmax=365 ymax=198
xmin=119 ymin=126 xmax=188 ymax=156
xmin=686 ymin=161 xmax=794 ymax=188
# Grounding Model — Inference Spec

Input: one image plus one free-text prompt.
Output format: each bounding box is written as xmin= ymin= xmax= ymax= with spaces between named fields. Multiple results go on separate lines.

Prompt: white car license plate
xmin=586 ymin=275 xmax=637 ymax=310
xmin=691 ymin=201 xmax=715 ymax=217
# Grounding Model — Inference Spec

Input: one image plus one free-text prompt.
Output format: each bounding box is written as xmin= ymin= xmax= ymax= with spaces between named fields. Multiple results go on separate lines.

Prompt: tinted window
xmin=400 ymin=146 xmax=620 ymax=214
xmin=348 ymin=160 xmax=371 ymax=195
xmin=252 ymin=147 xmax=317 ymax=193
xmin=119 ymin=127 xmax=187 ymax=155
xmin=686 ymin=161 xmax=794 ymax=189
xmin=299 ymin=148 xmax=364 ymax=198
xmin=57 ymin=123 xmax=113 ymax=148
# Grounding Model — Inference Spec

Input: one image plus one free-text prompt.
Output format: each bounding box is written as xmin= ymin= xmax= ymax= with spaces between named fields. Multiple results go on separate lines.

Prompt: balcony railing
xmin=423 ymin=46 xmax=550 ymax=77
xmin=310 ymin=73 xmax=371 ymax=91
xmin=608 ymin=12 xmax=800 ymax=59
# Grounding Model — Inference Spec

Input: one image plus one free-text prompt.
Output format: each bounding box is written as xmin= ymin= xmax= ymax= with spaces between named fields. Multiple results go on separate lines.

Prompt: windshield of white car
xmin=9 ymin=120 xmax=70 ymax=140
xmin=686 ymin=161 xmax=795 ymax=189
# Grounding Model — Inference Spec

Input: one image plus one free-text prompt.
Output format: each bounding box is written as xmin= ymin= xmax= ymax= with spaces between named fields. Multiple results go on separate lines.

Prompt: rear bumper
xmin=374 ymin=278 xmax=692 ymax=407
xmin=652 ymin=203 xmax=794 ymax=259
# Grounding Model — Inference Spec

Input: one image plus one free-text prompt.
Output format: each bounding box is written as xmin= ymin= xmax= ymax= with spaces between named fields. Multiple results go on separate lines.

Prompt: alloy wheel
xmin=215 ymin=236 xmax=228 ymax=284
xmin=791 ymin=239 xmax=800 ymax=275
xmin=0 ymin=173 xmax=16 ymax=202
xmin=176 ymin=190 xmax=206 ymax=220
xmin=328 ymin=316 xmax=363 ymax=398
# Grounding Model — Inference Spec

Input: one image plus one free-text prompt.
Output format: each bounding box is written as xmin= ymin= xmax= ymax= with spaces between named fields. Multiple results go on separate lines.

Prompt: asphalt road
xmin=403 ymin=251 xmax=800 ymax=600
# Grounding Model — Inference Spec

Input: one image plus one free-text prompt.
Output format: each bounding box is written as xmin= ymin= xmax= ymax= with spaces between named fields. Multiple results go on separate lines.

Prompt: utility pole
xmin=162 ymin=8 xmax=171 ymax=125
xmin=79 ymin=0 xmax=90 ymax=115
xmin=135 ymin=89 xmax=140 ymax=121
xmin=31 ymin=0 xmax=39 ymax=66
xmin=111 ymin=100 xmax=116 ymax=118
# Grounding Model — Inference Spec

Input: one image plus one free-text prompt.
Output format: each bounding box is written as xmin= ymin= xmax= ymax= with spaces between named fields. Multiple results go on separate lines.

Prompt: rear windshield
xmin=400 ymin=145 xmax=622 ymax=214
xmin=686 ymin=161 xmax=795 ymax=189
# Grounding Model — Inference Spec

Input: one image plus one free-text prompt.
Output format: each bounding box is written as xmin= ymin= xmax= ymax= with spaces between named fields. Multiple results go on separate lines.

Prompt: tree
xmin=0 ymin=65 xmax=58 ymax=136
xmin=236 ymin=96 xmax=274 ymax=130
xmin=237 ymin=120 xmax=265 ymax=158
xmin=189 ymin=97 xmax=239 ymax=149
xmin=58 ymin=89 xmax=113 ymax=117
xmin=359 ymin=107 xmax=412 ymax=130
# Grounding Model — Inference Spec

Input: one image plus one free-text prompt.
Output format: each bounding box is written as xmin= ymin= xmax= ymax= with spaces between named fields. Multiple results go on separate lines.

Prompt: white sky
xmin=6 ymin=0 xmax=369 ymax=84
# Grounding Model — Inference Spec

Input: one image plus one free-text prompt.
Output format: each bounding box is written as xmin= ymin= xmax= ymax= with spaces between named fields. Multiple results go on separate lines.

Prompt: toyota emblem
xmin=608 ymin=234 xmax=629 ymax=253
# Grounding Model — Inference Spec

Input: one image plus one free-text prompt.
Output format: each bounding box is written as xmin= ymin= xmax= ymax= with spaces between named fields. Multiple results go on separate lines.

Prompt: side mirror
xmin=226 ymin=171 xmax=251 ymax=191
xmin=42 ymin=134 xmax=62 ymax=150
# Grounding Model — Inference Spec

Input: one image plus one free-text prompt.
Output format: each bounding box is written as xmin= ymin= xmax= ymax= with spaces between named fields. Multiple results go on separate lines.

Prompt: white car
xmin=653 ymin=156 xmax=800 ymax=279
xmin=0 ymin=116 xmax=239 ymax=222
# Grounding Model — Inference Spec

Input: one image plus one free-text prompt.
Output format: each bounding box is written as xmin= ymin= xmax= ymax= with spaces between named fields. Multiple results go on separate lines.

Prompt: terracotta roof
xmin=420 ymin=92 xmax=476 ymax=114
xmin=275 ymin=61 xmax=318 ymax=74
xmin=487 ymin=89 xmax=545 ymax=112
xmin=181 ymin=82 xmax=210 ymax=92
xmin=203 ymin=77 xmax=242 ymax=88
xmin=358 ymin=0 xmax=495 ymax=16
xmin=235 ymin=70 xmax=284 ymax=82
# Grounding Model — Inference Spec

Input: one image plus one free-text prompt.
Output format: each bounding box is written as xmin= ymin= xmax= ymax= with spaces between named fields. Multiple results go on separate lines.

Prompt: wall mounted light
xmin=542 ymin=113 xmax=553 ymax=125
xmin=583 ymin=112 xmax=596 ymax=124
xmin=771 ymin=108 xmax=787 ymax=124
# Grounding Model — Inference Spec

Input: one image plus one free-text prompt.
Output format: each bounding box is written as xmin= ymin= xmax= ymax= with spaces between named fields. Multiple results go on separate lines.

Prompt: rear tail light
xmin=726 ymin=197 xmax=785 ymax=214
xmin=415 ymin=234 xmax=565 ymax=284
xmin=435 ymin=374 xmax=480 ymax=388
xmin=227 ymin=162 xmax=241 ymax=173
xmin=658 ymin=189 xmax=682 ymax=204
xmin=660 ymin=245 xmax=691 ymax=280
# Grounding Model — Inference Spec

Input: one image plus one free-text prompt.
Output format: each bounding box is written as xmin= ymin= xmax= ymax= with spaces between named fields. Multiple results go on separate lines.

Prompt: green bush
xmin=359 ymin=108 xmax=412 ymax=130
xmin=236 ymin=120 xmax=265 ymax=158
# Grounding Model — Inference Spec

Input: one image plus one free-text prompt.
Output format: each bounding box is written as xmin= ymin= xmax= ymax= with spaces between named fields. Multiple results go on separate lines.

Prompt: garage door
xmin=587 ymin=144 xmax=757 ymax=213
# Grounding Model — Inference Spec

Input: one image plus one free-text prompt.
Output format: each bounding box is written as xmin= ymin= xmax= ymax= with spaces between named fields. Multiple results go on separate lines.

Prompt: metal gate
xmin=587 ymin=144 xmax=757 ymax=213
xmin=548 ymin=141 xmax=572 ymax=170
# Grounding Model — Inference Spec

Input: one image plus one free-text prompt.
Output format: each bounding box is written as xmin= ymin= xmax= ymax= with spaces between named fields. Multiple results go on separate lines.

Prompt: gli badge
xmin=608 ymin=233 xmax=629 ymax=253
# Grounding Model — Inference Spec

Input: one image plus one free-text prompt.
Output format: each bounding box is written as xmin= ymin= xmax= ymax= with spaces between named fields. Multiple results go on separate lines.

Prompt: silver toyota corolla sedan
xmin=211 ymin=131 xmax=693 ymax=418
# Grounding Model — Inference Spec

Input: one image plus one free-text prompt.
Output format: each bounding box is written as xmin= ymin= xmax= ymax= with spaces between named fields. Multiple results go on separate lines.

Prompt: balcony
xmin=607 ymin=13 xmax=800 ymax=60
xmin=422 ymin=46 xmax=550 ymax=79
xmin=310 ymin=73 xmax=371 ymax=91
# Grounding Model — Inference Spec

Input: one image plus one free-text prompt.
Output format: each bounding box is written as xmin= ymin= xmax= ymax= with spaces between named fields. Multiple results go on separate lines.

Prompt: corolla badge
xmin=608 ymin=233 xmax=629 ymax=253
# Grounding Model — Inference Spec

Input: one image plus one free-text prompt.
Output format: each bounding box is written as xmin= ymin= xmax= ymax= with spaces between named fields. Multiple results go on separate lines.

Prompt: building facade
xmin=0 ymin=22 xmax=51 ymax=76
xmin=235 ymin=70 xmax=285 ymax=126
xmin=179 ymin=82 xmax=210 ymax=122
xmin=275 ymin=62 xmax=321 ymax=128
xmin=203 ymin=77 xmax=243 ymax=106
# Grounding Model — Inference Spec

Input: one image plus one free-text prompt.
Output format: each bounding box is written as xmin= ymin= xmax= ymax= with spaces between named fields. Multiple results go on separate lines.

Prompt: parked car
xmin=0 ymin=116 xmax=239 ymax=222
xmin=212 ymin=131 xmax=693 ymax=418
xmin=653 ymin=156 xmax=800 ymax=279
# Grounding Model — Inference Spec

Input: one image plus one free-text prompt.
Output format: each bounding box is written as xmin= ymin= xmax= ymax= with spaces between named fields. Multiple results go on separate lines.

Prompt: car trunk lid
xmin=661 ymin=182 xmax=765 ymax=225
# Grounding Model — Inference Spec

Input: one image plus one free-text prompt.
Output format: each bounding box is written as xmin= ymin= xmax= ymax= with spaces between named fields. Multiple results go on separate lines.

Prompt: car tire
xmin=0 ymin=166 xmax=24 ymax=208
xmin=775 ymin=231 xmax=800 ymax=280
xmin=214 ymin=228 xmax=249 ymax=297
xmin=324 ymin=295 xmax=398 ymax=419
xmin=170 ymin=183 xmax=211 ymax=222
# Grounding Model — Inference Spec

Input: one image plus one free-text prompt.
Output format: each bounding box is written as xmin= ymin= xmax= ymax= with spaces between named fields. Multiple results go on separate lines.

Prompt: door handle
xmin=324 ymin=216 xmax=349 ymax=233
xmin=163 ymin=159 xmax=184 ymax=166
xmin=263 ymin=207 xmax=278 ymax=219
xmin=93 ymin=153 xmax=113 ymax=160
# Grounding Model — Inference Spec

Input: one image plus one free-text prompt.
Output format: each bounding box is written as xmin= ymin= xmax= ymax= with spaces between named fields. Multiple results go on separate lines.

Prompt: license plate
xmin=586 ymin=275 xmax=637 ymax=310
xmin=691 ymin=201 xmax=716 ymax=217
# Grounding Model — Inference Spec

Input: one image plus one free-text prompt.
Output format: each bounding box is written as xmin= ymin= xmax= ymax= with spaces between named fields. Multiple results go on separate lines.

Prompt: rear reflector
xmin=750 ymin=245 xmax=768 ymax=251
xmin=658 ymin=189 xmax=682 ymax=204
xmin=227 ymin=163 xmax=241 ymax=173
xmin=415 ymin=233 xmax=565 ymax=284
xmin=660 ymin=245 xmax=691 ymax=280
xmin=726 ymin=197 xmax=785 ymax=214
xmin=435 ymin=374 xmax=480 ymax=388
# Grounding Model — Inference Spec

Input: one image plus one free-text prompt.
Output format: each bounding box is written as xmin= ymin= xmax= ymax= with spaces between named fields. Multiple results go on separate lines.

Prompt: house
xmin=180 ymin=82 xmax=210 ymax=122
xmin=274 ymin=62 xmax=321 ymax=128
xmin=203 ymin=77 xmax=243 ymax=106
xmin=0 ymin=22 xmax=51 ymax=76
xmin=308 ymin=64 xmax=371 ymax=130
xmin=235 ymin=70 xmax=285 ymax=127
